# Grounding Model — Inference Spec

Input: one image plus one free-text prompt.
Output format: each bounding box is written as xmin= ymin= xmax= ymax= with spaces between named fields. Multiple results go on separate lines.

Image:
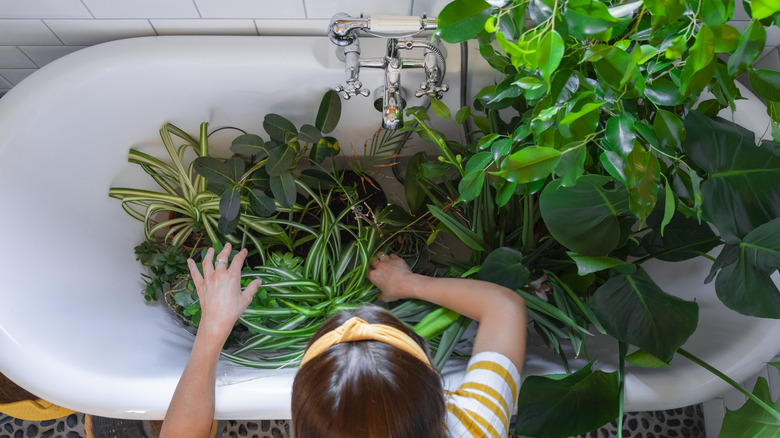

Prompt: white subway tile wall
xmin=0 ymin=0 xmax=778 ymax=94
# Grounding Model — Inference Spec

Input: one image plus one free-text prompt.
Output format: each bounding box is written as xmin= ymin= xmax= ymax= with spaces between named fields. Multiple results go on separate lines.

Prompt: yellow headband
xmin=299 ymin=317 xmax=432 ymax=369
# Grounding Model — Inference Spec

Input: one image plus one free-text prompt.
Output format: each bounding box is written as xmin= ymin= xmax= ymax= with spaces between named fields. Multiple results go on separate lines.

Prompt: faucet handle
xmin=416 ymin=82 xmax=449 ymax=100
xmin=335 ymin=81 xmax=370 ymax=100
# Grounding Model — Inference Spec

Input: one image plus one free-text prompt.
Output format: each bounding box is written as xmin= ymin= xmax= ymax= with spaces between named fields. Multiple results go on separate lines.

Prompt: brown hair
xmin=291 ymin=305 xmax=446 ymax=438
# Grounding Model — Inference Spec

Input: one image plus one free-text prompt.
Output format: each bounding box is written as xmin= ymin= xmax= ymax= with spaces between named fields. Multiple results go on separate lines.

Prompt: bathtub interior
xmin=0 ymin=35 xmax=778 ymax=420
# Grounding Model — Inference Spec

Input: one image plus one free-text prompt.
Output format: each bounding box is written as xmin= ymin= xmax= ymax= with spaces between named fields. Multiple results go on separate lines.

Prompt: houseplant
xmin=398 ymin=0 xmax=780 ymax=436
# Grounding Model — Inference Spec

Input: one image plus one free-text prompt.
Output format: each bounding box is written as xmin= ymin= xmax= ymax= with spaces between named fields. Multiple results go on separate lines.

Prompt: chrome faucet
xmin=329 ymin=13 xmax=447 ymax=130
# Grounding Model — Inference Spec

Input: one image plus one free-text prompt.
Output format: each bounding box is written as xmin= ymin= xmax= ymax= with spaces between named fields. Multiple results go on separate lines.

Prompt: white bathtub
xmin=0 ymin=35 xmax=778 ymax=420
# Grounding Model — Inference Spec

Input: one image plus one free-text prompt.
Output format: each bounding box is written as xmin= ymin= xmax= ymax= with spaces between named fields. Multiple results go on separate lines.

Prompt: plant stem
xmin=678 ymin=348 xmax=780 ymax=421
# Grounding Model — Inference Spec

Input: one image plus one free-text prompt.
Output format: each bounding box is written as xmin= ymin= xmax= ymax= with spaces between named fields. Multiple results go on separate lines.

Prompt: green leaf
xmin=699 ymin=0 xmax=733 ymax=25
xmin=624 ymin=143 xmax=660 ymax=223
xmin=430 ymin=98 xmax=452 ymax=120
xmin=539 ymin=175 xmax=632 ymax=256
xmin=715 ymin=218 xmax=780 ymax=317
xmin=727 ymin=20 xmax=767 ymax=77
xmin=514 ymin=363 xmax=620 ymax=438
xmin=455 ymin=105 xmax=471 ymax=124
xmin=459 ymin=151 xmax=492 ymax=202
xmin=226 ymin=156 xmax=245 ymax=181
xmin=537 ymin=30 xmax=564 ymax=85
xmin=218 ymin=186 xmax=242 ymax=235
xmin=682 ymin=111 xmax=780 ymax=242
xmin=309 ymin=136 xmax=339 ymax=166
xmin=266 ymin=144 xmax=296 ymax=176
xmin=298 ymin=124 xmax=322 ymax=144
xmin=624 ymin=350 xmax=669 ymax=368
xmin=263 ymin=113 xmax=298 ymax=143
xmin=428 ymin=204 xmax=488 ymax=252
xmin=555 ymin=141 xmax=586 ymax=187
xmin=750 ymin=0 xmax=780 ymax=19
xmin=721 ymin=377 xmax=780 ymax=436
xmin=644 ymin=0 xmax=685 ymax=29
xmin=476 ymin=247 xmax=530 ymax=289
xmin=269 ymin=172 xmax=297 ymax=208
xmin=564 ymin=0 xmax=626 ymax=40
xmin=230 ymin=134 xmax=266 ymax=156
xmin=496 ymin=146 xmax=561 ymax=183
xmin=710 ymin=24 xmax=741 ymax=53
xmin=404 ymin=152 xmax=428 ymax=214
xmin=315 ymin=89 xmax=341 ymax=133
xmin=436 ymin=0 xmax=492 ymax=43
xmin=640 ymin=207 xmax=720 ymax=262
xmin=193 ymin=156 xmax=234 ymax=186
xmin=645 ymin=78 xmax=682 ymax=107
xmin=248 ymin=189 xmax=276 ymax=217
xmin=593 ymin=267 xmax=699 ymax=362
xmin=749 ymin=68 xmax=780 ymax=101
xmin=689 ymin=25 xmax=716 ymax=70
xmin=653 ymin=109 xmax=686 ymax=151
xmin=567 ymin=252 xmax=629 ymax=275
xmin=604 ymin=116 xmax=636 ymax=157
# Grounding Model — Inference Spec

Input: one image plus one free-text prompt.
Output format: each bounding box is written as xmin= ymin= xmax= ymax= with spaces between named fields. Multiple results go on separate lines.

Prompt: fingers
xmin=229 ymin=247 xmax=247 ymax=274
xmin=187 ymin=258 xmax=204 ymax=288
xmin=241 ymin=278 xmax=263 ymax=305
xmin=202 ymin=247 xmax=215 ymax=277
xmin=215 ymin=243 xmax=232 ymax=270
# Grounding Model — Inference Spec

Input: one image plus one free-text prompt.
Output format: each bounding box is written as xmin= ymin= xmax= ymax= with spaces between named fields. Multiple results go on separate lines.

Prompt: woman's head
xmin=291 ymin=305 xmax=446 ymax=438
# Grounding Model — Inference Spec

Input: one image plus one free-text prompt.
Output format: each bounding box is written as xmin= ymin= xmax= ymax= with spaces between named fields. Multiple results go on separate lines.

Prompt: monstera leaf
xmin=593 ymin=266 xmax=699 ymax=362
xmin=539 ymin=174 xmax=632 ymax=256
xmin=682 ymin=111 xmax=780 ymax=243
xmin=514 ymin=362 xmax=619 ymax=438
xmin=713 ymin=218 xmax=780 ymax=318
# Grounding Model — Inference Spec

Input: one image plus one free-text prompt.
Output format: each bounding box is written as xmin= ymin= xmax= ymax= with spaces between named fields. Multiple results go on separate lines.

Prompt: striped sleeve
xmin=444 ymin=351 xmax=521 ymax=438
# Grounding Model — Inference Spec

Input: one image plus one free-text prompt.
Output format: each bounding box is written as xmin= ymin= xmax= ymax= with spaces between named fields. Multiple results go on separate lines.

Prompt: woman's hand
xmin=187 ymin=243 xmax=262 ymax=342
xmin=366 ymin=253 xmax=418 ymax=302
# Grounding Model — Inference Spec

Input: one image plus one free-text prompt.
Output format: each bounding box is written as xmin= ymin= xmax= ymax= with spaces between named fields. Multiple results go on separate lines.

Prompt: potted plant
xmin=391 ymin=0 xmax=780 ymax=435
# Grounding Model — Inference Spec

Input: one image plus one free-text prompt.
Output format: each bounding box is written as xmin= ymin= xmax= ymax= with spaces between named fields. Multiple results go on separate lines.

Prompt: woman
xmin=160 ymin=243 xmax=526 ymax=437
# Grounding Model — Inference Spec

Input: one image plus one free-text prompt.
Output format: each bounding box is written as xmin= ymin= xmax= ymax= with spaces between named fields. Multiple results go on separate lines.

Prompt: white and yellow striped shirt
xmin=445 ymin=351 xmax=521 ymax=438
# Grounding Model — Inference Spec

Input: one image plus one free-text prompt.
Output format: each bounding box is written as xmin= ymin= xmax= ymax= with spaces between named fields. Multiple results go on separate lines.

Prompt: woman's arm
xmin=160 ymin=244 xmax=261 ymax=438
xmin=367 ymin=254 xmax=527 ymax=372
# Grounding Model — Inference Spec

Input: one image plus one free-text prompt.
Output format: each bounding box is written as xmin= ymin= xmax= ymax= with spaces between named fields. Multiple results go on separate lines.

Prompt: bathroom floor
xmin=0 ymin=406 xmax=706 ymax=437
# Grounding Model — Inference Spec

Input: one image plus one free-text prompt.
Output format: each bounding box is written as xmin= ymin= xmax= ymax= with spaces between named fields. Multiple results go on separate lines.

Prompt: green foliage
xmin=720 ymin=362 xmax=780 ymax=437
xmin=416 ymin=0 xmax=780 ymax=434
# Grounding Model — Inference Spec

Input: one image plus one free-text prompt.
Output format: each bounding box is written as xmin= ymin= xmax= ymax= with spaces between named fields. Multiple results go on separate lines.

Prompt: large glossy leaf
xmin=476 ymin=247 xmax=530 ymax=289
xmin=269 ymin=172 xmax=297 ymax=208
xmin=564 ymin=0 xmax=626 ymax=40
xmin=436 ymin=0 xmax=491 ymax=43
xmin=537 ymin=30 xmax=564 ymax=85
xmin=749 ymin=68 xmax=780 ymax=101
xmin=496 ymin=146 xmax=561 ymax=183
xmin=682 ymin=111 xmax=780 ymax=243
xmin=699 ymin=0 xmax=734 ymax=25
xmin=308 ymin=136 xmax=339 ymax=166
xmin=640 ymin=213 xmax=720 ymax=262
xmin=714 ymin=218 xmax=780 ymax=317
xmin=644 ymin=0 xmax=685 ymax=29
xmin=645 ymin=78 xmax=682 ymax=107
xmin=727 ymin=19 xmax=766 ymax=77
xmin=750 ymin=0 xmax=780 ymax=19
xmin=720 ymin=368 xmax=780 ymax=436
xmin=567 ymin=252 xmax=628 ymax=275
xmin=514 ymin=363 xmax=619 ymax=438
xmin=593 ymin=267 xmax=699 ymax=362
xmin=539 ymin=175 xmax=631 ymax=256
xmin=315 ymin=89 xmax=341 ymax=133
xmin=653 ymin=109 xmax=686 ymax=151
xmin=604 ymin=116 xmax=635 ymax=156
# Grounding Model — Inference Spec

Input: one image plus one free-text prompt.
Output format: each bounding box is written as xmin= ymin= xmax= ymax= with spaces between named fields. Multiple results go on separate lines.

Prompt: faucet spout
xmin=382 ymin=40 xmax=405 ymax=130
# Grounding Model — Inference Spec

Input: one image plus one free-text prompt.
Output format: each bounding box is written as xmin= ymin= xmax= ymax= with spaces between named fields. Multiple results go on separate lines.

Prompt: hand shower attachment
xmin=328 ymin=13 xmax=447 ymax=130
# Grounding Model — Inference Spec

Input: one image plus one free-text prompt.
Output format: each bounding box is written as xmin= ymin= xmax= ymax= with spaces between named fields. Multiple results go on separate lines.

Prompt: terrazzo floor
xmin=1 ymin=407 xmax=706 ymax=437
